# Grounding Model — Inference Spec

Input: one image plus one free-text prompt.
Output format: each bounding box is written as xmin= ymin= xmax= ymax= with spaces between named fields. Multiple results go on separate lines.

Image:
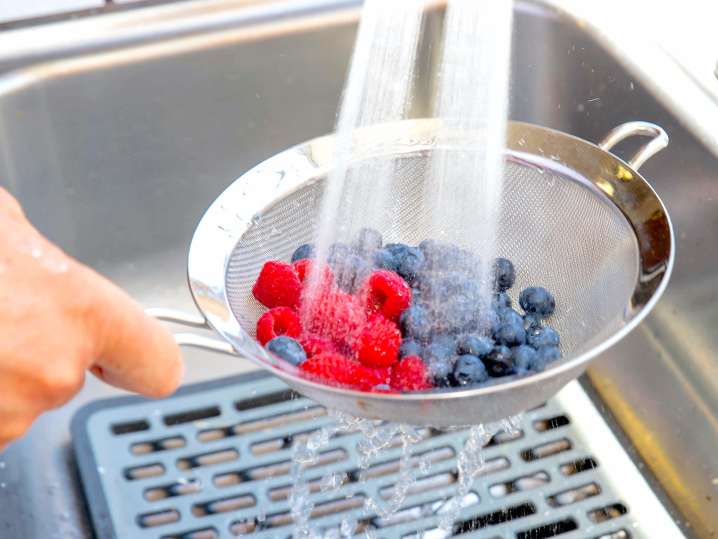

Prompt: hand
xmin=0 ymin=188 xmax=183 ymax=449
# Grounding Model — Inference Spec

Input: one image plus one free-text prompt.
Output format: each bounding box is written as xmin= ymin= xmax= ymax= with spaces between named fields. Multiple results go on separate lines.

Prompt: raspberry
xmin=293 ymin=258 xmax=334 ymax=289
xmin=300 ymin=352 xmax=389 ymax=390
xmin=360 ymin=270 xmax=412 ymax=322
xmin=256 ymin=306 xmax=302 ymax=345
xmin=390 ymin=355 xmax=431 ymax=391
xmin=356 ymin=315 xmax=402 ymax=368
xmin=252 ymin=260 xmax=301 ymax=309
xmin=302 ymin=288 xmax=365 ymax=346
xmin=299 ymin=334 xmax=336 ymax=358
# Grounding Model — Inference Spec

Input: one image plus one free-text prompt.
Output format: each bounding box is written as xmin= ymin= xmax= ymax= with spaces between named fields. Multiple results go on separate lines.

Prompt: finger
xmin=81 ymin=267 xmax=184 ymax=398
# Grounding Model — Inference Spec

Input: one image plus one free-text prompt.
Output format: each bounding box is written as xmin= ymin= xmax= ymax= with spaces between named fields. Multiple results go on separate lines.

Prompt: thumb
xmin=83 ymin=267 xmax=184 ymax=398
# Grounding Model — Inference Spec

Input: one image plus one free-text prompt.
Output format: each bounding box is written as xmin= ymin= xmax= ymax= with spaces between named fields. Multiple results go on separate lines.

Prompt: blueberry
xmin=291 ymin=243 xmax=315 ymax=262
xmin=498 ymin=308 xmax=524 ymax=328
xmin=493 ymin=292 xmax=512 ymax=310
xmin=526 ymin=326 xmax=560 ymax=348
xmin=427 ymin=358 xmax=452 ymax=387
xmin=477 ymin=309 xmax=501 ymax=335
xmin=482 ymin=345 xmax=515 ymax=377
xmin=451 ymin=354 xmax=489 ymax=386
xmin=523 ymin=313 xmax=542 ymax=330
xmin=428 ymin=334 xmax=456 ymax=353
xmin=512 ymin=345 xmax=538 ymax=372
xmin=533 ymin=346 xmax=562 ymax=371
xmin=396 ymin=246 xmax=425 ymax=285
xmin=354 ymin=227 xmax=383 ymax=254
xmin=373 ymin=248 xmax=399 ymax=272
xmin=424 ymin=338 xmax=455 ymax=363
xmin=266 ymin=336 xmax=307 ymax=366
xmin=328 ymin=242 xmax=351 ymax=265
xmin=444 ymin=296 xmax=479 ymax=333
xmin=399 ymin=338 xmax=423 ymax=358
xmin=458 ymin=279 xmax=481 ymax=301
xmin=519 ymin=287 xmax=556 ymax=317
xmin=399 ymin=304 xmax=432 ymax=341
xmin=418 ymin=274 xmax=455 ymax=302
xmin=335 ymin=253 xmax=372 ymax=293
xmin=492 ymin=258 xmax=516 ymax=292
xmin=419 ymin=240 xmax=461 ymax=271
xmin=385 ymin=242 xmax=411 ymax=258
xmin=457 ymin=335 xmax=494 ymax=357
xmin=494 ymin=321 xmax=527 ymax=347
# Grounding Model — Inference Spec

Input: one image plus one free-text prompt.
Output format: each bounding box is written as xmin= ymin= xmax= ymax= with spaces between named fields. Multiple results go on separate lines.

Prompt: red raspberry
xmin=300 ymin=352 xmax=389 ymax=390
xmin=256 ymin=306 xmax=302 ymax=345
xmin=252 ymin=260 xmax=301 ymax=309
xmin=356 ymin=315 xmax=402 ymax=368
xmin=293 ymin=259 xmax=334 ymax=290
xmin=390 ymin=355 xmax=431 ymax=391
xmin=302 ymin=288 xmax=366 ymax=346
xmin=360 ymin=270 xmax=412 ymax=322
xmin=299 ymin=334 xmax=336 ymax=358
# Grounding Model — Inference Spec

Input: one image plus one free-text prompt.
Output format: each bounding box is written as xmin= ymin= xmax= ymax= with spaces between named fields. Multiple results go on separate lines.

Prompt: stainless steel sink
xmin=0 ymin=0 xmax=716 ymax=537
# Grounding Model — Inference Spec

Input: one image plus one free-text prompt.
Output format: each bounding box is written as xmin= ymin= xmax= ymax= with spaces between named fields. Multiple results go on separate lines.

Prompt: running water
xmin=425 ymin=0 xmax=514 ymax=312
xmin=308 ymin=0 xmax=426 ymax=291
xmin=293 ymin=0 xmax=516 ymax=533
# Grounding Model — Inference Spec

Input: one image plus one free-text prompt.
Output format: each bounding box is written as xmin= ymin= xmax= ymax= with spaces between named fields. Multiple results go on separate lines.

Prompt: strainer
xmin=150 ymin=119 xmax=673 ymax=427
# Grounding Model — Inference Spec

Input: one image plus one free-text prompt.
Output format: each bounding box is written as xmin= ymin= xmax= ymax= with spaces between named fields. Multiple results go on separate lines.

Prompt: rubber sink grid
xmin=72 ymin=372 xmax=683 ymax=539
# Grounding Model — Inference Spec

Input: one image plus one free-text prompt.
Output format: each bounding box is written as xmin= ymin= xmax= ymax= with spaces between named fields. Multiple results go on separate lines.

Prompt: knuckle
xmin=1 ymin=418 xmax=33 ymax=443
xmin=37 ymin=364 xmax=84 ymax=401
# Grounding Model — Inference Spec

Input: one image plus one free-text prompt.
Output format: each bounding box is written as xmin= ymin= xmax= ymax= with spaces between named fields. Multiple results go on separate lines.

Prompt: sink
xmin=0 ymin=0 xmax=716 ymax=537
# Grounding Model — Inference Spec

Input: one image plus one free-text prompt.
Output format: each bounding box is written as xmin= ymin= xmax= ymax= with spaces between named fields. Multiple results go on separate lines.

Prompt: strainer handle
xmin=598 ymin=121 xmax=669 ymax=170
xmin=146 ymin=307 xmax=236 ymax=355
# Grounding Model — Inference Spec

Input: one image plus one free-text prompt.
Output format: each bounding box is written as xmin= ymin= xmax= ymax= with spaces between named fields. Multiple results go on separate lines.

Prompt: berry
xmin=493 ymin=292 xmax=512 ymax=310
xmin=256 ymin=307 xmax=302 ymax=345
xmin=483 ymin=345 xmax=515 ymax=377
xmin=291 ymin=243 xmax=315 ymax=262
xmin=395 ymin=246 xmax=425 ymax=285
xmin=457 ymin=335 xmax=494 ymax=357
xmin=523 ymin=313 xmax=542 ymax=330
xmin=427 ymin=358 xmax=452 ymax=387
xmin=534 ymin=346 xmax=561 ymax=370
xmin=300 ymin=352 xmax=389 ymax=390
xmin=266 ymin=336 xmax=307 ymax=366
xmin=354 ymin=227 xmax=383 ymax=255
xmin=424 ymin=335 xmax=455 ymax=361
xmin=302 ymin=288 xmax=365 ymax=346
xmin=526 ymin=326 xmax=560 ymax=348
xmin=511 ymin=345 xmax=538 ymax=373
xmin=477 ymin=309 xmax=501 ymax=335
xmin=327 ymin=242 xmax=351 ymax=266
xmin=391 ymin=356 xmax=431 ymax=391
xmin=399 ymin=338 xmax=423 ymax=358
xmin=416 ymin=274 xmax=454 ymax=302
xmin=443 ymin=296 xmax=478 ymax=333
xmin=494 ymin=320 xmax=527 ymax=347
xmin=492 ymin=258 xmax=516 ymax=292
xmin=356 ymin=316 xmax=402 ymax=368
xmin=299 ymin=334 xmax=336 ymax=358
xmin=293 ymin=259 xmax=334 ymax=289
xmin=519 ymin=287 xmax=556 ymax=317
xmin=385 ymin=242 xmax=411 ymax=259
xmin=419 ymin=240 xmax=461 ymax=271
xmin=361 ymin=270 xmax=412 ymax=322
xmin=373 ymin=248 xmax=399 ymax=272
xmin=451 ymin=354 xmax=488 ymax=386
xmin=335 ymin=254 xmax=372 ymax=293
xmin=252 ymin=260 xmax=301 ymax=309
xmin=399 ymin=304 xmax=432 ymax=341
xmin=498 ymin=308 xmax=524 ymax=327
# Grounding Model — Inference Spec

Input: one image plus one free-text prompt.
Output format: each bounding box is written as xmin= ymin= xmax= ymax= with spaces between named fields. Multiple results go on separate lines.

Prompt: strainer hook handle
xmin=598 ymin=121 xmax=669 ymax=171
xmin=146 ymin=307 xmax=236 ymax=356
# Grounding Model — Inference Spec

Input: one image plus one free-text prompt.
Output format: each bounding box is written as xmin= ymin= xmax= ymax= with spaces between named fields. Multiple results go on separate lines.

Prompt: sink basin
xmin=0 ymin=1 xmax=716 ymax=537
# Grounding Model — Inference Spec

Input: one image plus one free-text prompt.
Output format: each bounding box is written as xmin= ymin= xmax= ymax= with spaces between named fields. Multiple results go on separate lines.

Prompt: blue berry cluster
xmin=395 ymin=239 xmax=561 ymax=388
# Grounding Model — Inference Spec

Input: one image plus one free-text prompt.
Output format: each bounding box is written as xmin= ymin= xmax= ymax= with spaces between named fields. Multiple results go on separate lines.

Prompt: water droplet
xmin=0 ymin=461 xmax=5 ymax=469
xmin=0 ymin=482 xmax=6 ymax=488
xmin=97 ymin=466 xmax=105 ymax=475
xmin=31 ymin=247 xmax=43 ymax=259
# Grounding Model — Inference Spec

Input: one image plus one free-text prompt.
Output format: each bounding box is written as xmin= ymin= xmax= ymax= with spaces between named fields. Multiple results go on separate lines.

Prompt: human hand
xmin=0 ymin=188 xmax=183 ymax=449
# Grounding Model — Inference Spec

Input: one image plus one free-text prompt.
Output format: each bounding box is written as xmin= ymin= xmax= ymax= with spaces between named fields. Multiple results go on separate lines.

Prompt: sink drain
xmin=72 ymin=372 xmax=683 ymax=538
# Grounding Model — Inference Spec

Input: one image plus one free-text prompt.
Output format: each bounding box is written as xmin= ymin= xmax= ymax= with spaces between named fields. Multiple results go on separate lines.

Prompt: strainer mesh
xmin=225 ymin=152 xmax=638 ymax=360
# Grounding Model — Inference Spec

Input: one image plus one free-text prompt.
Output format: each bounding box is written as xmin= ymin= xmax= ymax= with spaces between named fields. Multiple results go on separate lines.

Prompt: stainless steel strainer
xmin=150 ymin=119 xmax=673 ymax=427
